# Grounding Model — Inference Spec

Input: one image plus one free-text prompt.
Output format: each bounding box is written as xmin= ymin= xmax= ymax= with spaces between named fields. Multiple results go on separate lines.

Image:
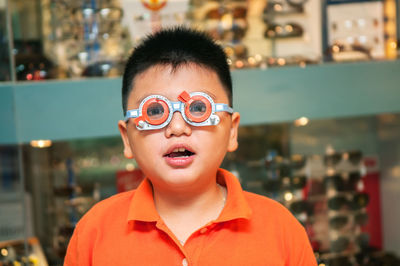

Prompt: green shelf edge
xmin=1 ymin=60 xmax=400 ymax=145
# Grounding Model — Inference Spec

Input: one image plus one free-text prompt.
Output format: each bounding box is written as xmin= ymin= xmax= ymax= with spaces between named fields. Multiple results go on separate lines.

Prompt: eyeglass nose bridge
xmin=171 ymin=101 xmax=184 ymax=113
xmin=165 ymin=102 xmax=192 ymax=129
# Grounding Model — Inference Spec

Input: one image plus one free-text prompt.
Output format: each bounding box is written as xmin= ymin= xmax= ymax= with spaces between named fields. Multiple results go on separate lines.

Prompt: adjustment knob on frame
xmin=137 ymin=120 xmax=145 ymax=129
xmin=210 ymin=115 xmax=220 ymax=125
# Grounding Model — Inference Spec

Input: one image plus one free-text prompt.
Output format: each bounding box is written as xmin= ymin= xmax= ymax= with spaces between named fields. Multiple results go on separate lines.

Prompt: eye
xmin=189 ymin=100 xmax=207 ymax=117
xmin=146 ymin=102 xmax=165 ymax=119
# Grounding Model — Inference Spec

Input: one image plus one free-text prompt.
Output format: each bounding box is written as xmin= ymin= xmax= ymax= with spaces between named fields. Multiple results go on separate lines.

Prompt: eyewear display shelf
xmin=262 ymin=151 xmax=373 ymax=265
xmin=0 ymin=59 xmax=400 ymax=145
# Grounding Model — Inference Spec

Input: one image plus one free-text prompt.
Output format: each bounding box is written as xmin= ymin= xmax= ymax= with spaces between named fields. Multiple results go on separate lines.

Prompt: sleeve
xmin=63 ymin=227 xmax=79 ymax=266
xmin=63 ymin=219 xmax=94 ymax=266
xmin=285 ymin=220 xmax=318 ymax=266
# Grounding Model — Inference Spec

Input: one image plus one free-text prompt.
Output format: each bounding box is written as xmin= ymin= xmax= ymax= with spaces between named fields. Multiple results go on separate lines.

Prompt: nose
xmin=165 ymin=111 xmax=192 ymax=137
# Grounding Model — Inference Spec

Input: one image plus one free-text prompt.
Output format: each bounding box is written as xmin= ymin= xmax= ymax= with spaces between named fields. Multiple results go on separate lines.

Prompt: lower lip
xmin=164 ymin=155 xmax=195 ymax=167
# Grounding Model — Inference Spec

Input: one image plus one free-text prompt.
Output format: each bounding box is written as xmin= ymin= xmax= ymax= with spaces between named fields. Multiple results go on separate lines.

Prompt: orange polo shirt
xmin=64 ymin=169 xmax=316 ymax=266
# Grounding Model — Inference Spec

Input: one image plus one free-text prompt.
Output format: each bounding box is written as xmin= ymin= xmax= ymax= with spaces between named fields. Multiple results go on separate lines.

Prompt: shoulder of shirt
xmin=242 ymin=190 xmax=300 ymax=225
xmin=242 ymin=190 xmax=285 ymax=210
xmin=76 ymin=190 xmax=136 ymax=228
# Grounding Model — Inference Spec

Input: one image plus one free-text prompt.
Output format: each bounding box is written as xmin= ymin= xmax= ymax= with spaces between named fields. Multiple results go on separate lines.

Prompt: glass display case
xmin=228 ymin=113 xmax=400 ymax=265
xmin=0 ymin=0 xmax=399 ymax=81
xmin=3 ymin=113 xmax=400 ymax=264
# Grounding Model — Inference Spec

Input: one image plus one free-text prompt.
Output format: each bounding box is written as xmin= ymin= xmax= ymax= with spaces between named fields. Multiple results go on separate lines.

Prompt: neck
xmin=152 ymin=178 xmax=225 ymax=214
xmin=151 ymin=177 xmax=227 ymax=244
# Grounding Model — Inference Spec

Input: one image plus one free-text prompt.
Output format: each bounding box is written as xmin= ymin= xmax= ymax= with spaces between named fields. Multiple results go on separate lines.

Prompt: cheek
xmin=199 ymin=128 xmax=230 ymax=155
xmin=129 ymin=132 xmax=161 ymax=158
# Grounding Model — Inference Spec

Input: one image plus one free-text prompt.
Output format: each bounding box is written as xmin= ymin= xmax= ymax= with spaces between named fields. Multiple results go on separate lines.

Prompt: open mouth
xmin=164 ymin=147 xmax=195 ymax=158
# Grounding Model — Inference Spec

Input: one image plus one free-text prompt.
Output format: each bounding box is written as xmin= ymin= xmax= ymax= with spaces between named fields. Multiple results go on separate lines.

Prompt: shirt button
xmin=182 ymin=258 xmax=188 ymax=266
xmin=200 ymin=228 xmax=208 ymax=234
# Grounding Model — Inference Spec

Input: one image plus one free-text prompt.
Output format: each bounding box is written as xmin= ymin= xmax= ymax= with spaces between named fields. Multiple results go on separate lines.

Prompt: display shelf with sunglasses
xmin=261 ymin=0 xmax=322 ymax=66
xmin=191 ymin=0 xmax=251 ymax=69
xmin=258 ymin=148 xmax=390 ymax=264
xmin=263 ymin=0 xmax=306 ymax=16
xmin=49 ymin=158 xmax=101 ymax=262
xmin=311 ymin=150 xmax=381 ymax=265
xmin=263 ymin=152 xmax=311 ymax=212
xmin=40 ymin=0 xmax=131 ymax=78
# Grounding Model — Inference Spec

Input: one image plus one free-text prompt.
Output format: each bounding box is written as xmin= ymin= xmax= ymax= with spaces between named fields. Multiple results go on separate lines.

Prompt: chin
xmin=155 ymin=170 xmax=201 ymax=188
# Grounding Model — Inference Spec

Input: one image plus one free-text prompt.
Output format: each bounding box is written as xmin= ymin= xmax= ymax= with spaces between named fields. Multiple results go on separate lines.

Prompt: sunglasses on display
xmin=327 ymin=192 xmax=369 ymax=211
xmin=263 ymin=0 xmax=304 ymax=16
xmin=224 ymin=44 xmax=248 ymax=60
xmin=324 ymin=171 xmax=362 ymax=192
xmin=328 ymin=43 xmax=372 ymax=62
xmin=263 ymin=179 xmax=281 ymax=193
xmin=72 ymin=7 xmax=123 ymax=22
xmin=290 ymin=154 xmax=307 ymax=170
xmin=125 ymin=91 xmax=234 ymax=130
xmin=330 ymin=235 xmax=350 ymax=253
xmin=289 ymin=200 xmax=313 ymax=216
xmin=205 ymin=6 xmax=248 ymax=43
xmin=264 ymin=155 xmax=284 ymax=169
xmin=329 ymin=211 xmax=369 ymax=230
xmin=208 ymin=26 xmax=247 ymax=43
xmin=321 ymin=254 xmax=352 ymax=265
xmin=355 ymin=232 xmax=370 ymax=250
xmin=356 ymin=250 xmax=400 ymax=265
xmin=286 ymin=0 xmax=308 ymax=6
xmin=291 ymin=175 xmax=307 ymax=190
xmin=264 ymin=22 xmax=303 ymax=39
xmin=324 ymin=150 xmax=363 ymax=167
xmin=264 ymin=154 xmax=307 ymax=170
xmin=205 ymin=6 xmax=247 ymax=20
xmin=224 ymin=26 xmax=247 ymax=42
xmin=266 ymin=56 xmax=318 ymax=67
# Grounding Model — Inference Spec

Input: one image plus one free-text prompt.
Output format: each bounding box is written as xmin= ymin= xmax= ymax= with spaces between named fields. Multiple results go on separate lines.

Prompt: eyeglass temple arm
xmin=124 ymin=109 xmax=139 ymax=122
xmin=215 ymin=104 xmax=233 ymax=114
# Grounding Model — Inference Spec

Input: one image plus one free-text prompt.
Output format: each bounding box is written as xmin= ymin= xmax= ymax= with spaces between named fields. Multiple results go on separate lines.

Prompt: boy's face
xmin=118 ymin=64 xmax=240 ymax=191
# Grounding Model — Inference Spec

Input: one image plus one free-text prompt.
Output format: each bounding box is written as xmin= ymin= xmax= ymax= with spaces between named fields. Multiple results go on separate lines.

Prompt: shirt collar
xmin=215 ymin=168 xmax=252 ymax=222
xmin=127 ymin=168 xmax=252 ymax=223
xmin=127 ymin=178 xmax=159 ymax=222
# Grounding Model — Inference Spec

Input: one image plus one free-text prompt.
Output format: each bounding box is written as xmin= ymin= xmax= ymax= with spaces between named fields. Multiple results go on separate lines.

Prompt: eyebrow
xmin=201 ymin=90 xmax=217 ymax=100
xmin=135 ymin=93 xmax=156 ymax=106
xmin=134 ymin=90 xmax=218 ymax=106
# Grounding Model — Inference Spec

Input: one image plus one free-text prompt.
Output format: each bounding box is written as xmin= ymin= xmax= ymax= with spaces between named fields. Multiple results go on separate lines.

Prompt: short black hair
xmin=121 ymin=27 xmax=232 ymax=115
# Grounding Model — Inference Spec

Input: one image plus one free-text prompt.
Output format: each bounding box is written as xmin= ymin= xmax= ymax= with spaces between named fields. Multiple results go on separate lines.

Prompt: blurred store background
xmin=1 ymin=0 xmax=400 ymax=265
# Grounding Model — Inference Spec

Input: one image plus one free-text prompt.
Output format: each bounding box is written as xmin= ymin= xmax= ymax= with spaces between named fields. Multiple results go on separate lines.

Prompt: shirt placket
xmin=154 ymin=219 xmax=220 ymax=266
xmin=184 ymin=222 xmax=219 ymax=266
xmin=154 ymin=220 xmax=192 ymax=265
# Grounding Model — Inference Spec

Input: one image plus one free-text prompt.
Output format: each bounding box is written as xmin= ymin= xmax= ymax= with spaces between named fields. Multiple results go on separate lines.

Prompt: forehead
xmin=127 ymin=64 xmax=229 ymax=107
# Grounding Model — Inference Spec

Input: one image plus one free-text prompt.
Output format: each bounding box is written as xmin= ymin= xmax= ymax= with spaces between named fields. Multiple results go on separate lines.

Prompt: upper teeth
xmin=173 ymin=147 xmax=186 ymax=153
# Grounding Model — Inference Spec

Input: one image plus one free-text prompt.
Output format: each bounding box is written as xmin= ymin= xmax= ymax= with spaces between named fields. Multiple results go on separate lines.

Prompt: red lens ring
xmin=142 ymin=98 xmax=169 ymax=125
xmin=184 ymin=95 xmax=212 ymax=123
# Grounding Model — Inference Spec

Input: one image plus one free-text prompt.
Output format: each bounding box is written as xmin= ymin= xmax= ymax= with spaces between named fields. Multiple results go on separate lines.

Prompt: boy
xmin=64 ymin=27 xmax=316 ymax=265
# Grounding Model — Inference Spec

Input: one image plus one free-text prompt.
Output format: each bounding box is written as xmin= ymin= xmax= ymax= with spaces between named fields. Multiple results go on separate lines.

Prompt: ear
xmin=118 ymin=120 xmax=134 ymax=159
xmin=227 ymin=112 xmax=240 ymax=152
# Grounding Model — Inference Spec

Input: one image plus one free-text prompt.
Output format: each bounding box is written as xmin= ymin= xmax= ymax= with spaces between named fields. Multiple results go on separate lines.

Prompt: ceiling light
xmin=294 ymin=117 xmax=309 ymax=127
xmin=30 ymin=140 xmax=52 ymax=148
